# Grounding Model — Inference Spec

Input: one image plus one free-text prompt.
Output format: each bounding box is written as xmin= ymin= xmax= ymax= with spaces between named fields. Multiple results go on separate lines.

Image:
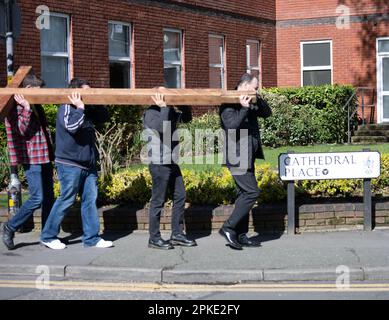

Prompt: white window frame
xmin=246 ymin=40 xmax=260 ymax=74
xmin=40 ymin=12 xmax=70 ymax=86
xmin=209 ymin=34 xmax=226 ymax=89
xmin=300 ymin=40 xmax=333 ymax=87
xmin=163 ymin=28 xmax=184 ymax=88
xmin=108 ymin=21 xmax=132 ymax=87
xmin=376 ymin=37 xmax=389 ymax=123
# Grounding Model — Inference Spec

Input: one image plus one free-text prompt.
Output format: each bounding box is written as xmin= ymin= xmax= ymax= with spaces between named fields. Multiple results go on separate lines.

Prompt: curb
xmin=162 ymin=269 xmax=264 ymax=284
xmin=65 ymin=266 xmax=162 ymax=282
xmin=0 ymin=264 xmax=66 ymax=278
xmin=1 ymin=264 xmax=389 ymax=284
xmin=263 ymin=268 xmax=365 ymax=282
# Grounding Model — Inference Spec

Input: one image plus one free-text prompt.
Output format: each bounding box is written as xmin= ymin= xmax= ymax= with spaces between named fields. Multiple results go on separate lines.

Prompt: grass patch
xmin=127 ymin=143 xmax=389 ymax=171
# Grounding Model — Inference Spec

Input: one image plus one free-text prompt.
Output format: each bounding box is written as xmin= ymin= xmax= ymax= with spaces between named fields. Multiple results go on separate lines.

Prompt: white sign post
xmin=278 ymin=150 xmax=381 ymax=234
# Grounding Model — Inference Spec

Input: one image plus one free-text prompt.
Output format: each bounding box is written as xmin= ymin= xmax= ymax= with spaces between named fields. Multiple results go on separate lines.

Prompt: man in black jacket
xmin=41 ymin=79 xmax=113 ymax=250
xmin=219 ymin=73 xmax=272 ymax=250
xmin=143 ymin=89 xmax=196 ymax=250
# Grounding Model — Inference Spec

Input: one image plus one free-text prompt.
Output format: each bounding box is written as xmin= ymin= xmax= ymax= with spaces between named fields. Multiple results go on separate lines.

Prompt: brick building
xmin=0 ymin=0 xmax=388 ymax=123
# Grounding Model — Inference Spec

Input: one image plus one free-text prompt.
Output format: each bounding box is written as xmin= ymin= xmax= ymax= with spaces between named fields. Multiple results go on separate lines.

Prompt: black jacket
xmin=219 ymin=94 xmax=272 ymax=169
xmin=55 ymin=104 xmax=109 ymax=169
xmin=143 ymin=106 xmax=192 ymax=165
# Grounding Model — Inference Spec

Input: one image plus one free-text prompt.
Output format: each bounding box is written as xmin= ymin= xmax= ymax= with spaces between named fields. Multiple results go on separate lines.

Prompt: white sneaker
xmin=41 ymin=239 xmax=66 ymax=250
xmin=94 ymin=239 xmax=114 ymax=248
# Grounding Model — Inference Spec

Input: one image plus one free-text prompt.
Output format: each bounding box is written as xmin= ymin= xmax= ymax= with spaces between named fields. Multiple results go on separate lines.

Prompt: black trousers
xmin=148 ymin=164 xmax=186 ymax=241
xmin=224 ymin=167 xmax=260 ymax=236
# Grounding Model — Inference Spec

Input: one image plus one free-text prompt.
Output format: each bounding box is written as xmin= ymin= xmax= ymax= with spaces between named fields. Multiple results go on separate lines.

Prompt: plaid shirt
xmin=5 ymin=104 xmax=54 ymax=166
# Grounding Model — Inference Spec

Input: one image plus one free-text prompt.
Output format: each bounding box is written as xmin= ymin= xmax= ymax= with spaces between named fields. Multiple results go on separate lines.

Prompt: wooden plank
xmin=0 ymin=88 xmax=257 ymax=106
xmin=0 ymin=66 xmax=32 ymax=121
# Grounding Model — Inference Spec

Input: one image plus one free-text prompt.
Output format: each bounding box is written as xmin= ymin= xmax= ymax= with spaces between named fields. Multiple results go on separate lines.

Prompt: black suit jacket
xmin=219 ymin=94 xmax=272 ymax=169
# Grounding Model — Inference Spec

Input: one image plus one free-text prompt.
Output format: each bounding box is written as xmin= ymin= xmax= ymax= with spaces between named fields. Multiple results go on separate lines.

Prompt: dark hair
xmin=68 ymin=78 xmax=90 ymax=88
xmin=22 ymin=74 xmax=45 ymax=88
xmin=235 ymin=73 xmax=257 ymax=89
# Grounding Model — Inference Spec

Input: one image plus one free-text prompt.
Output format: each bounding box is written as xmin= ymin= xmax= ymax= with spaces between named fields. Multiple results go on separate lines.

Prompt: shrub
xmin=104 ymin=105 xmax=144 ymax=165
xmin=264 ymin=85 xmax=358 ymax=144
xmin=178 ymin=112 xmax=222 ymax=156
xmin=99 ymin=154 xmax=388 ymax=206
xmin=0 ymin=146 xmax=10 ymax=189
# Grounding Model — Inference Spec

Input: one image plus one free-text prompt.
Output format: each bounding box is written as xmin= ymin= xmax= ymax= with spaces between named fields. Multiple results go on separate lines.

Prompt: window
xmin=246 ymin=40 xmax=260 ymax=79
xmin=301 ymin=41 xmax=332 ymax=86
xmin=209 ymin=35 xmax=226 ymax=89
xmin=40 ymin=13 xmax=70 ymax=88
xmin=378 ymin=39 xmax=389 ymax=53
xmin=163 ymin=29 xmax=183 ymax=88
xmin=109 ymin=22 xmax=132 ymax=88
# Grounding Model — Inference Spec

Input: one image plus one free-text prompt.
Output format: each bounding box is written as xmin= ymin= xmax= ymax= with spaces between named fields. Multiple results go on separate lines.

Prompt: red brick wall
xmin=276 ymin=20 xmax=389 ymax=88
xmin=0 ymin=0 xmax=277 ymax=95
xmin=172 ymin=0 xmax=276 ymax=20
xmin=276 ymin=0 xmax=387 ymax=20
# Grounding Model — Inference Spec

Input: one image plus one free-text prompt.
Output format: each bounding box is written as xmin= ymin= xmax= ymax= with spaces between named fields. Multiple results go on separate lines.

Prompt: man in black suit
xmin=219 ymin=73 xmax=272 ymax=250
xmin=143 ymin=89 xmax=197 ymax=250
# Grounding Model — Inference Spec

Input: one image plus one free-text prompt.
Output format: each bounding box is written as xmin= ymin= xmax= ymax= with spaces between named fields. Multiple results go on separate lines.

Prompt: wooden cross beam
xmin=0 ymin=66 xmax=32 ymax=121
xmin=0 ymin=88 xmax=257 ymax=107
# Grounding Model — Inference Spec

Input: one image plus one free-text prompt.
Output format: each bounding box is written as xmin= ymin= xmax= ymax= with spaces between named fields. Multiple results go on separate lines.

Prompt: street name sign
xmin=279 ymin=151 xmax=381 ymax=181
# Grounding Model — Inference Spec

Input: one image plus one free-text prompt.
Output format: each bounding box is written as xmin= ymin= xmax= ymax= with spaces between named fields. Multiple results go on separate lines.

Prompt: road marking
xmin=1 ymin=280 xmax=389 ymax=292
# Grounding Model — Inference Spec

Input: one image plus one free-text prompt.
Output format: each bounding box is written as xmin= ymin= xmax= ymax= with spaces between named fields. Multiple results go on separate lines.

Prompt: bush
xmin=178 ymin=112 xmax=222 ymax=156
xmin=264 ymin=85 xmax=358 ymax=145
xmin=99 ymin=154 xmax=388 ymax=206
xmin=259 ymin=91 xmax=324 ymax=147
xmin=0 ymin=146 xmax=10 ymax=189
xmin=103 ymin=105 xmax=144 ymax=165
xmin=297 ymin=154 xmax=389 ymax=198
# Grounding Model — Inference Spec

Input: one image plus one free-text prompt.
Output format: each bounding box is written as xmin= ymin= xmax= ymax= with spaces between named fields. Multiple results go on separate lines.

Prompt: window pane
xmin=41 ymin=56 xmax=68 ymax=88
xmin=164 ymin=31 xmax=181 ymax=63
xmin=383 ymin=58 xmax=389 ymax=91
xmin=209 ymin=36 xmax=223 ymax=65
xmin=303 ymin=70 xmax=331 ymax=86
xmin=164 ymin=67 xmax=181 ymax=88
xmin=384 ymin=96 xmax=389 ymax=119
xmin=303 ymin=42 xmax=331 ymax=67
xmin=110 ymin=61 xmax=130 ymax=88
xmin=378 ymin=40 xmax=389 ymax=53
xmin=109 ymin=23 xmax=130 ymax=58
xmin=40 ymin=15 xmax=68 ymax=53
xmin=247 ymin=42 xmax=259 ymax=68
xmin=209 ymin=67 xmax=223 ymax=88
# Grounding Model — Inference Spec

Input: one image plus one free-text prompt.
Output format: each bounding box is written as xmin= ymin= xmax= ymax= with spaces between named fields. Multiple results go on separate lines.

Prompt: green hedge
xmin=85 ymin=154 xmax=389 ymax=206
xmin=178 ymin=85 xmax=359 ymax=149
xmin=261 ymin=85 xmax=358 ymax=146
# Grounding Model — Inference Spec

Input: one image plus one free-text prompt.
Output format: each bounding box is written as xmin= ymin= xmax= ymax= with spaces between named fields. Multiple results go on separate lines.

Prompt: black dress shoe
xmin=2 ymin=223 xmax=15 ymax=250
xmin=170 ymin=234 xmax=197 ymax=247
xmin=218 ymin=227 xmax=243 ymax=250
xmin=238 ymin=234 xmax=261 ymax=248
xmin=148 ymin=238 xmax=174 ymax=250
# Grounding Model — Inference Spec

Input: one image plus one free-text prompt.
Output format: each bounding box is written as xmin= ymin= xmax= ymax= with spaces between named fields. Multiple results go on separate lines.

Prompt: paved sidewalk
xmin=1 ymin=228 xmax=389 ymax=284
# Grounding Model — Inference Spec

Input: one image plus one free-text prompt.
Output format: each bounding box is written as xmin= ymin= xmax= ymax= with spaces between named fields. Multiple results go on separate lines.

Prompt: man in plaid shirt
xmin=2 ymin=74 xmax=55 ymax=250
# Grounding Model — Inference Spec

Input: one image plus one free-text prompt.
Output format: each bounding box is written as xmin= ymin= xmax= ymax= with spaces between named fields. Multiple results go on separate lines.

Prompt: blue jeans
xmin=7 ymin=163 xmax=54 ymax=232
xmin=40 ymin=163 xmax=101 ymax=247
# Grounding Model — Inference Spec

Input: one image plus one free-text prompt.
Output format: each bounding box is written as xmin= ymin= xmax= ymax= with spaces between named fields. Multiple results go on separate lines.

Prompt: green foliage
xmin=0 ymin=146 xmax=10 ymax=189
xmin=263 ymin=85 xmax=358 ymax=145
xmin=372 ymin=154 xmax=389 ymax=195
xmin=42 ymin=104 xmax=59 ymax=137
xmin=100 ymin=154 xmax=388 ymax=205
xmin=179 ymin=112 xmax=222 ymax=155
xmin=103 ymin=105 xmax=144 ymax=165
